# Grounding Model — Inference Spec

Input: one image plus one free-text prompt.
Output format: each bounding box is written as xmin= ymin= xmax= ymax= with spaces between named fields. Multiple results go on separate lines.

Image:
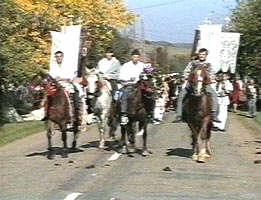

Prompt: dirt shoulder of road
xmin=227 ymin=111 xmax=261 ymax=164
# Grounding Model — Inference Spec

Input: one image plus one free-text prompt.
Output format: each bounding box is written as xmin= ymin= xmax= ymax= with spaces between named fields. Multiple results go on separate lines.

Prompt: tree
xmin=0 ymin=0 xmax=136 ymax=90
xmin=229 ymin=0 xmax=261 ymax=79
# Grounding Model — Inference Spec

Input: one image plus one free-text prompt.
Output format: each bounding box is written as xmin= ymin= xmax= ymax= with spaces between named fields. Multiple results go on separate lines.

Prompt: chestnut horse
xmin=44 ymin=76 xmax=82 ymax=158
xmin=183 ymin=67 xmax=213 ymax=163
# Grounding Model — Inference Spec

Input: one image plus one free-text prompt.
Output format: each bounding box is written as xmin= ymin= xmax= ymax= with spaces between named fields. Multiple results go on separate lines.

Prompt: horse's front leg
xmin=141 ymin=124 xmax=150 ymax=156
xmin=47 ymin=122 xmax=53 ymax=151
xmin=46 ymin=121 xmax=57 ymax=159
xmin=72 ymin=122 xmax=80 ymax=149
xmin=198 ymin=119 xmax=211 ymax=163
xmin=97 ymin=114 xmax=107 ymax=149
xmin=60 ymin=123 xmax=68 ymax=158
xmin=119 ymin=125 xmax=129 ymax=154
xmin=188 ymin=124 xmax=199 ymax=161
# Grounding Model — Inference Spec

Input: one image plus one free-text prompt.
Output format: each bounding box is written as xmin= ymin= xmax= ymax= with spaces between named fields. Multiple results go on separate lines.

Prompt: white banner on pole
xmin=49 ymin=25 xmax=82 ymax=80
xmin=219 ymin=32 xmax=240 ymax=73
xmin=198 ymin=24 xmax=222 ymax=73
xmin=194 ymin=24 xmax=240 ymax=74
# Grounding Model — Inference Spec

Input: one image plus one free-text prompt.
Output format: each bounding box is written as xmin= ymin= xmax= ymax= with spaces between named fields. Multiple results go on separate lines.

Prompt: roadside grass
xmin=0 ymin=121 xmax=45 ymax=147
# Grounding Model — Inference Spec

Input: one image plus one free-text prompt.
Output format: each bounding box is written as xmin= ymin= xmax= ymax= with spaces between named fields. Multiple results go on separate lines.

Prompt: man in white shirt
xmin=118 ymin=49 xmax=145 ymax=125
xmin=49 ymin=51 xmax=78 ymax=80
xmin=42 ymin=51 xmax=83 ymax=123
xmin=97 ymin=48 xmax=121 ymax=97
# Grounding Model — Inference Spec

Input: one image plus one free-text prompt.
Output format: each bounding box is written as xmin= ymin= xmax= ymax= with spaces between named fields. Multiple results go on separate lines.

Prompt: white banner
xmin=194 ymin=24 xmax=240 ymax=74
xmin=198 ymin=24 xmax=222 ymax=73
xmin=50 ymin=25 xmax=82 ymax=80
xmin=219 ymin=32 xmax=240 ymax=73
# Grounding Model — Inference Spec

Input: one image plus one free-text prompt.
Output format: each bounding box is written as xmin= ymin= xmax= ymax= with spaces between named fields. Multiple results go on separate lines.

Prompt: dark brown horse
xmin=44 ymin=76 xmax=82 ymax=158
xmin=183 ymin=67 xmax=213 ymax=163
xmin=117 ymin=79 xmax=155 ymax=156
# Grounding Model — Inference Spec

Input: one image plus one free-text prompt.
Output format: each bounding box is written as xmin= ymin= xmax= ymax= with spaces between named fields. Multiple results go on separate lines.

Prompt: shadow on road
xmin=166 ymin=148 xmax=193 ymax=158
xmin=81 ymin=140 xmax=120 ymax=152
xmin=26 ymin=147 xmax=84 ymax=159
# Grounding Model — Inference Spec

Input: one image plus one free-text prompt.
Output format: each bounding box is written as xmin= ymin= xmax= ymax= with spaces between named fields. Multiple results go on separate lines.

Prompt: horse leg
xmin=188 ymin=124 xmax=199 ymax=161
xmin=60 ymin=123 xmax=68 ymax=158
xmin=120 ymin=125 xmax=128 ymax=154
xmin=46 ymin=121 xmax=55 ymax=160
xmin=72 ymin=122 xmax=79 ymax=149
xmin=97 ymin=115 xmax=106 ymax=149
xmin=198 ymin=119 xmax=211 ymax=163
xmin=47 ymin=121 xmax=53 ymax=151
xmin=108 ymin=117 xmax=117 ymax=140
xmin=141 ymin=124 xmax=150 ymax=156
xmin=206 ymin=122 xmax=212 ymax=156
xmin=127 ymin=122 xmax=136 ymax=153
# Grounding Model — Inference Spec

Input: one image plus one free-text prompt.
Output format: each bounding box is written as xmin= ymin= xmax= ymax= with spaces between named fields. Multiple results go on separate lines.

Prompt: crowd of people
xmin=42 ymin=47 xmax=260 ymax=133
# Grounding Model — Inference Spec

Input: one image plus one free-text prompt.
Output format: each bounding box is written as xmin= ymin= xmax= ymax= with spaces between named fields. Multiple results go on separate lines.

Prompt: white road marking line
xmin=64 ymin=193 xmax=82 ymax=200
xmin=108 ymin=152 xmax=121 ymax=161
xmin=136 ymin=129 xmax=144 ymax=136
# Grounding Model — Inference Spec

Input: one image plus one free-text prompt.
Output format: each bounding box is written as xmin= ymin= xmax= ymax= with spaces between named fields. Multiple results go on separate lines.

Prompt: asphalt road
xmin=0 ymin=111 xmax=261 ymax=200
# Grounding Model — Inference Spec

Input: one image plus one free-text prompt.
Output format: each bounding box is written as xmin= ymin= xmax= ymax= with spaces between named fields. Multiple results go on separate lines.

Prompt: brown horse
xmin=44 ymin=76 xmax=82 ymax=158
xmin=183 ymin=67 xmax=213 ymax=163
xmin=117 ymin=79 xmax=155 ymax=156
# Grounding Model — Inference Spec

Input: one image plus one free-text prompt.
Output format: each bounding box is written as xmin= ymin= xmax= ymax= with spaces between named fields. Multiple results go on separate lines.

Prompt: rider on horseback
xmin=42 ymin=51 xmax=83 ymax=125
xmin=174 ymin=48 xmax=221 ymax=123
xmin=118 ymin=49 xmax=145 ymax=125
xmin=97 ymin=48 xmax=121 ymax=97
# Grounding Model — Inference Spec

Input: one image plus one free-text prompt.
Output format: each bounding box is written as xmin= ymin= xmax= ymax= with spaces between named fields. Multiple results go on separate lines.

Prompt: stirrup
xmin=120 ymin=115 xmax=129 ymax=125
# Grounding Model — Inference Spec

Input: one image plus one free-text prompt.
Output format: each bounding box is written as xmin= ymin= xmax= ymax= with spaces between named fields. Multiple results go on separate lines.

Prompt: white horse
xmin=84 ymin=72 xmax=113 ymax=148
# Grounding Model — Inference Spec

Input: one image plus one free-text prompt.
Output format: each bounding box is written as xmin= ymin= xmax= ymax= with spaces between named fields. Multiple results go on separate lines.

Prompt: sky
xmin=126 ymin=0 xmax=238 ymax=43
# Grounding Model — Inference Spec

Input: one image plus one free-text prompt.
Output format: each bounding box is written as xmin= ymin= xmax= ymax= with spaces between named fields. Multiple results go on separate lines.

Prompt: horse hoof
xmin=197 ymin=154 xmax=210 ymax=163
xmin=142 ymin=150 xmax=150 ymax=157
xmin=192 ymin=154 xmax=198 ymax=161
xmin=197 ymin=157 xmax=206 ymax=163
xmin=61 ymin=150 xmax=68 ymax=158
xmin=47 ymin=152 xmax=55 ymax=160
xmin=121 ymin=146 xmax=128 ymax=154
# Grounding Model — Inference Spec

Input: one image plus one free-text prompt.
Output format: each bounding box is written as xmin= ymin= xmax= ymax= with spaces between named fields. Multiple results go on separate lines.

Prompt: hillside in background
xmin=128 ymin=39 xmax=192 ymax=73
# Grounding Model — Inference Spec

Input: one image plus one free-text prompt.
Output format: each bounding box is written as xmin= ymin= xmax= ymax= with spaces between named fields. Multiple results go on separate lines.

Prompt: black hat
xmin=105 ymin=47 xmax=113 ymax=53
xmin=131 ymin=49 xmax=140 ymax=56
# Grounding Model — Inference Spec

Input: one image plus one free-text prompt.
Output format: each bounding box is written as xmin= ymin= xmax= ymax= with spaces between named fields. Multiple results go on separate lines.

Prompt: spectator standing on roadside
xmin=246 ymin=79 xmax=258 ymax=118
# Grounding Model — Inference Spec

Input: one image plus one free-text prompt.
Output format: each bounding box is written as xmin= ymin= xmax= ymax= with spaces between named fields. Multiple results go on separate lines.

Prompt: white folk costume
xmin=118 ymin=60 xmax=144 ymax=84
xmin=97 ymin=57 xmax=121 ymax=80
xmin=213 ymin=79 xmax=233 ymax=130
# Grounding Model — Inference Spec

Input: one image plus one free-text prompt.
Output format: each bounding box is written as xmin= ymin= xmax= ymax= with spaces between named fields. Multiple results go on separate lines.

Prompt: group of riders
xmin=42 ymin=47 xmax=225 ymax=129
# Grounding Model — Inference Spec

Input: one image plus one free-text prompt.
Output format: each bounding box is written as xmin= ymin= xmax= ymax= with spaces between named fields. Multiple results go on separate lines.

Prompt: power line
xmin=132 ymin=0 xmax=186 ymax=10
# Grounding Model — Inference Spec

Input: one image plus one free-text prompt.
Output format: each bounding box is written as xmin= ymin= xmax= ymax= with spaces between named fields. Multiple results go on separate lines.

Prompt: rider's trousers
xmin=120 ymin=85 xmax=136 ymax=113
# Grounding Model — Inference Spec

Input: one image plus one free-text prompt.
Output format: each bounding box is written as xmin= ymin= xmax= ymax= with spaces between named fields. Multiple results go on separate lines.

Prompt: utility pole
xmin=140 ymin=18 xmax=146 ymax=60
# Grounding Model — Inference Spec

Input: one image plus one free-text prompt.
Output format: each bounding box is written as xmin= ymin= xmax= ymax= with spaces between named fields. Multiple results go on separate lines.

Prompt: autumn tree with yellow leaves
xmin=0 ymin=0 xmax=136 ymax=90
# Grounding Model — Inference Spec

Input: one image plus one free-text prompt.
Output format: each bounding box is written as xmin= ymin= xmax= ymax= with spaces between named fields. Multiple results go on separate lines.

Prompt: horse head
xmin=83 ymin=72 xmax=100 ymax=97
xmin=188 ymin=66 xmax=211 ymax=96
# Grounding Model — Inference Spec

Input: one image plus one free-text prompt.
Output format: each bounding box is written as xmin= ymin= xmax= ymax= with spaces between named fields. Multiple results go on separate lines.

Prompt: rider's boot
xmin=120 ymin=113 xmax=129 ymax=125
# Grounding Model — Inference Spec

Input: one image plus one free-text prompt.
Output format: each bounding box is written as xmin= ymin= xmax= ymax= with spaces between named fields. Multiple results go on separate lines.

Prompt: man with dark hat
xmin=118 ymin=49 xmax=145 ymax=125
